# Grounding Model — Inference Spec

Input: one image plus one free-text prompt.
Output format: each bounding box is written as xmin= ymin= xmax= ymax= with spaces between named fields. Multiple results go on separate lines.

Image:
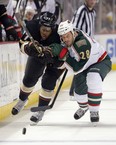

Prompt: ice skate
xmin=90 ymin=111 xmax=99 ymax=126
xmin=30 ymin=111 xmax=44 ymax=124
xmin=12 ymin=99 xmax=28 ymax=115
xmin=74 ymin=107 xmax=88 ymax=120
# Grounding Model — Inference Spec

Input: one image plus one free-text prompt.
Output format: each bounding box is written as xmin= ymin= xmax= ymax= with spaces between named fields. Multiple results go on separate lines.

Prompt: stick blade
xmin=31 ymin=106 xmax=51 ymax=112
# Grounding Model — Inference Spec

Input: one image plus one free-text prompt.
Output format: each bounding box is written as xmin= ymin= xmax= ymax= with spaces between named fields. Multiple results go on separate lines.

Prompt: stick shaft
xmin=31 ymin=69 xmax=68 ymax=112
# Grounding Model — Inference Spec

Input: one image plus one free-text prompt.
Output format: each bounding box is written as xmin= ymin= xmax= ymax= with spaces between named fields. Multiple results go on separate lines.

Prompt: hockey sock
xmin=39 ymin=95 xmax=51 ymax=106
xmin=19 ymin=89 xmax=31 ymax=101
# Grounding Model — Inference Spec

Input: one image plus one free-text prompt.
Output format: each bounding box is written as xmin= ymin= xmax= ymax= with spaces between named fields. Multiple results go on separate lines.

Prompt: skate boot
xmin=30 ymin=111 xmax=44 ymax=124
xmin=12 ymin=99 xmax=28 ymax=115
xmin=90 ymin=111 xmax=99 ymax=122
xmin=74 ymin=107 xmax=88 ymax=120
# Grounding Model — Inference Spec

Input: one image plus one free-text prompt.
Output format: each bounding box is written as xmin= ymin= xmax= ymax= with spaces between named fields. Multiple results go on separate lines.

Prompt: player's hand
xmin=42 ymin=46 xmax=53 ymax=57
xmin=26 ymin=41 xmax=43 ymax=57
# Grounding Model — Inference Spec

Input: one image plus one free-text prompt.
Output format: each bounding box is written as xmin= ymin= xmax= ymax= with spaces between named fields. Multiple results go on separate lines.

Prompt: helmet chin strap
xmin=73 ymin=31 xmax=76 ymax=39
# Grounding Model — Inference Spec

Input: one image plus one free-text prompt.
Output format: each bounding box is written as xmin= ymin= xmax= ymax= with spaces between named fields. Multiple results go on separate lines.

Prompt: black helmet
xmin=39 ymin=12 xmax=56 ymax=28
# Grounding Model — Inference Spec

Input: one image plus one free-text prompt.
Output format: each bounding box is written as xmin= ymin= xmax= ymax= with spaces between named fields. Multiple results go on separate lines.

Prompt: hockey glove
xmin=49 ymin=43 xmax=68 ymax=61
xmin=26 ymin=41 xmax=44 ymax=57
xmin=40 ymin=46 xmax=54 ymax=63
xmin=5 ymin=26 xmax=19 ymax=41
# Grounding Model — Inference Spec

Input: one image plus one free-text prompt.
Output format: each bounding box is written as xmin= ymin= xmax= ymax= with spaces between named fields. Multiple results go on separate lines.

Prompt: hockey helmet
xmin=57 ymin=20 xmax=74 ymax=36
xmin=39 ymin=12 xmax=56 ymax=28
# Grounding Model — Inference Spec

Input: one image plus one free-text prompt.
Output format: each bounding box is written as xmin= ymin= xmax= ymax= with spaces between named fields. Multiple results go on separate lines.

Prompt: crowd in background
xmin=0 ymin=0 xmax=62 ymax=41
xmin=59 ymin=0 xmax=116 ymax=34
xmin=0 ymin=0 xmax=116 ymax=42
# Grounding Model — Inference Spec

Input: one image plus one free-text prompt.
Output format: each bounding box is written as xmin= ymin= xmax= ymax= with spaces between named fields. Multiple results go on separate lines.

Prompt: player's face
xmin=85 ymin=0 xmax=97 ymax=9
xmin=60 ymin=32 xmax=74 ymax=47
xmin=25 ymin=12 xmax=34 ymax=21
xmin=40 ymin=26 xmax=52 ymax=40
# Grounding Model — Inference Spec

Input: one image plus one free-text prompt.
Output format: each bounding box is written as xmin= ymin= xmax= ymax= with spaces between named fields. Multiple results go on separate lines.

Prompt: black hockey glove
xmin=5 ymin=26 xmax=19 ymax=41
xmin=38 ymin=46 xmax=54 ymax=64
xmin=24 ymin=41 xmax=43 ymax=57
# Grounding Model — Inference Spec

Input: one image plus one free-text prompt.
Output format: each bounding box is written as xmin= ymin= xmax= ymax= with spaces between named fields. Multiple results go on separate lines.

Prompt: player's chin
xmin=65 ymin=42 xmax=72 ymax=47
xmin=41 ymin=35 xmax=47 ymax=40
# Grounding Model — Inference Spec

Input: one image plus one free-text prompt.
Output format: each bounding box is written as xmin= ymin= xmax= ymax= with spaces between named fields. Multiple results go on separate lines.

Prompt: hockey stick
xmin=15 ymin=12 xmax=42 ymax=55
xmin=14 ymin=0 xmax=44 ymax=55
xmin=12 ymin=0 xmax=22 ymax=18
xmin=31 ymin=69 xmax=68 ymax=112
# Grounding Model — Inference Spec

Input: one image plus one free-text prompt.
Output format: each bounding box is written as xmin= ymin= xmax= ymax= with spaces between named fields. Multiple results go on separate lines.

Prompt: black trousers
xmin=23 ymin=56 xmax=64 ymax=90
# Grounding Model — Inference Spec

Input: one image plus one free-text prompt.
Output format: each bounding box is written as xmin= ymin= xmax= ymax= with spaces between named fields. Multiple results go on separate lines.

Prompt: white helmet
xmin=58 ymin=20 xmax=74 ymax=36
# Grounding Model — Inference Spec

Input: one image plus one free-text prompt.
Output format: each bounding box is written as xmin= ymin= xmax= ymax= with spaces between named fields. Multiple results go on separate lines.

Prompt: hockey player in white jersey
xmin=57 ymin=20 xmax=112 ymax=123
xmin=37 ymin=20 xmax=111 ymax=123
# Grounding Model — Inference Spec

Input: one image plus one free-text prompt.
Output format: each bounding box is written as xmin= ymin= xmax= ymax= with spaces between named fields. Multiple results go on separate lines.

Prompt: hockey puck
xmin=22 ymin=127 xmax=26 ymax=135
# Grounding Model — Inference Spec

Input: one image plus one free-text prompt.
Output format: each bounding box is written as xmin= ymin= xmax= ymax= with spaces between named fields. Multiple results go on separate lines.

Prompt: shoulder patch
xmin=76 ymin=39 xmax=87 ymax=47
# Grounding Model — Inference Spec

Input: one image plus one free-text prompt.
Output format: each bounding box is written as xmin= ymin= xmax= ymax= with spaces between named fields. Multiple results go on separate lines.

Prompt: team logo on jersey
xmin=76 ymin=39 xmax=87 ymax=47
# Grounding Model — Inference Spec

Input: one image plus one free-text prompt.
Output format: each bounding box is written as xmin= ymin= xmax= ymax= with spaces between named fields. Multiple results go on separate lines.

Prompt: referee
xmin=70 ymin=0 xmax=98 ymax=98
xmin=72 ymin=0 xmax=98 ymax=37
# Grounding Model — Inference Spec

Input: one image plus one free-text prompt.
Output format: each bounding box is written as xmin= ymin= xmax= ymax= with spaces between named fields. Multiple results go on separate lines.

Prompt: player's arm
xmin=19 ymin=32 xmax=53 ymax=59
xmin=67 ymin=38 xmax=91 ymax=72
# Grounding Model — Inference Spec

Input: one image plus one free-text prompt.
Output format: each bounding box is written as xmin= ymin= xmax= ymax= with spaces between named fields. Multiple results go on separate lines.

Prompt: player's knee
xmin=23 ymin=76 xmax=38 ymax=87
xmin=87 ymin=72 xmax=102 ymax=93
xmin=42 ymin=79 xmax=56 ymax=90
xmin=75 ymin=84 xmax=87 ymax=95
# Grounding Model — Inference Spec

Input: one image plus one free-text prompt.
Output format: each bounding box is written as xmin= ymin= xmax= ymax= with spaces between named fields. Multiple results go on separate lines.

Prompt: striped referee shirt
xmin=72 ymin=4 xmax=96 ymax=37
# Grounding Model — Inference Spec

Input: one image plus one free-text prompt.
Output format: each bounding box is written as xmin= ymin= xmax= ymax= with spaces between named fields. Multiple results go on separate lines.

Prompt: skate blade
xmin=91 ymin=122 xmax=98 ymax=127
xmin=30 ymin=122 xmax=38 ymax=126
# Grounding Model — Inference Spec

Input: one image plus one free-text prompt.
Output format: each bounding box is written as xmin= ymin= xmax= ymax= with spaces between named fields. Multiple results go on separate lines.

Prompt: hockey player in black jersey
xmin=11 ymin=12 xmax=65 ymax=123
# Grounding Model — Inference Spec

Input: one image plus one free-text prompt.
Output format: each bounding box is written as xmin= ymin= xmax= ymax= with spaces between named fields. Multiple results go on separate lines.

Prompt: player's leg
xmin=87 ymin=58 xmax=112 ymax=123
xmin=73 ymin=72 xmax=88 ymax=120
xmin=12 ymin=57 xmax=45 ymax=115
xmin=30 ymin=67 xmax=65 ymax=123
xmin=87 ymin=72 xmax=102 ymax=122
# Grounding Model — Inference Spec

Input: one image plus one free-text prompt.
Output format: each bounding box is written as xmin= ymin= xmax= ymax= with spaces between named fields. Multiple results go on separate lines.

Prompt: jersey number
xmin=80 ymin=50 xmax=90 ymax=59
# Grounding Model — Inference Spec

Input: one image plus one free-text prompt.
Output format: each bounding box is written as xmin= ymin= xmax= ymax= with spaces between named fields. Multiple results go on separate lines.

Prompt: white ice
xmin=0 ymin=71 xmax=116 ymax=145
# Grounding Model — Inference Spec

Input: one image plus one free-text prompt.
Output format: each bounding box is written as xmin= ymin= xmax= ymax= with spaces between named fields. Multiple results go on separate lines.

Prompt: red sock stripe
xmin=88 ymin=103 xmax=100 ymax=106
xmin=78 ymin=102 xmax=88 ymax=105
xmin=88 ymin=92 xmax=102 ymax=96
xmin=20 ymin=89 xmax=31 ymax=95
